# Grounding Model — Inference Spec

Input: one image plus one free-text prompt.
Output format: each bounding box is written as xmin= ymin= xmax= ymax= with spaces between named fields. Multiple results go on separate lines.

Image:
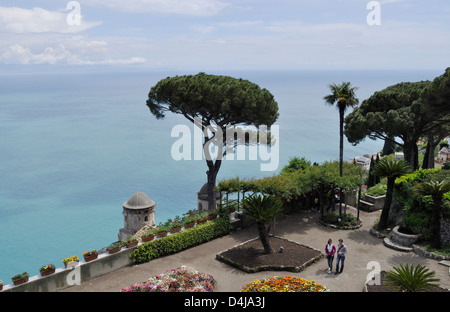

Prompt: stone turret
xmin=118 ymin=191 xmax=156 ymax=241
xmin=197 ymin=183 xmax=220 ymax=211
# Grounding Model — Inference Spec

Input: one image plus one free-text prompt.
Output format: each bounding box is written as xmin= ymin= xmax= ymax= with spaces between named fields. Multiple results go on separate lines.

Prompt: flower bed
xmin=119 ymin=266 xmax=216 ymax=292
xmin=241 ymin=276 xmax=328 ymax=292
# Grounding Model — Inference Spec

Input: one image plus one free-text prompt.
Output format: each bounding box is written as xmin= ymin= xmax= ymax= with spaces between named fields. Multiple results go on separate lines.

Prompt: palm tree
xmin=372 ymin=158 xmax=411 ymax=230
xmin=324 ymin=82 xmax=359 ymax=177
xmin=414 ymin=179 xmax=450 ymax=249
xmin=242 ymin=194 xmax=283 ymax=254
xmin=385 ymin=263 xmax=440 ymax=292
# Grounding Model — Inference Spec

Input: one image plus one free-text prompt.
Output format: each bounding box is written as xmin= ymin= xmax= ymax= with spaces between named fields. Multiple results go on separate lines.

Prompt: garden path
xmin=62 ymin=207 xmax=450 ymax=292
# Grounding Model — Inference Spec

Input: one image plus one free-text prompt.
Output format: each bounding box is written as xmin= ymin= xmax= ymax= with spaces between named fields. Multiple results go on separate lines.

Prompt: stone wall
xmin=1 ymin=245 xmax=135 ymax=292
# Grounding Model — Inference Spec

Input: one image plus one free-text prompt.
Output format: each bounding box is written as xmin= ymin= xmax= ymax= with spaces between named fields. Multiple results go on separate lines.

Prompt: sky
xmin=0 ymin=0 xmax=449 ymax=71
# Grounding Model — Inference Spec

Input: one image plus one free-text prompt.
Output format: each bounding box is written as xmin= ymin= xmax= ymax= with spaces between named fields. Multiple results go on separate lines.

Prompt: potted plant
xmin=11 ymin=271 xmax=29 ymax=286
xmin=169 ymin=217 xmax=183 ymax=233
xmin=63 ymin=255 xmax=79 ymax=268
xmin=141 ymin=230 xmax=155 ymax=242
xmin=207 ymin=209 xmax=218 ymax=221
xmin=40 ymin=264 xmax=56 ymax=277
xmin=0 ymin=280 xmax=3 ymax=291
xmin=107 ymin=242 xmax=122 ymax=254
xmin=124 ymin=235 xmax=138 ymax=248
xmin=154 ymin=224 xmax=170 ymax=238
xmin=83 ymin=249 xmax=98 ymax=262
xmin=183 ymin=214 xmax=196 ymax=228
xmin=196 ymin=212 xmax=208 ymax=224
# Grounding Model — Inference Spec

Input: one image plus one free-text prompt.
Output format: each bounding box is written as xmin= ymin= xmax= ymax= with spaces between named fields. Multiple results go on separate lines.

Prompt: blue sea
xmin=0 ymin=68 xmax=441 ymax=284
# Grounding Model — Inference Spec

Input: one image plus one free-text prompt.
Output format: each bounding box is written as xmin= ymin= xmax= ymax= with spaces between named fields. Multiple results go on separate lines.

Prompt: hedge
xmin=129 ymin=217 xmax=231 ymax=264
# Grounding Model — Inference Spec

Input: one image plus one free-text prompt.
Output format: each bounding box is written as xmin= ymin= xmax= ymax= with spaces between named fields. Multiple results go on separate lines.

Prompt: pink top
xmin=325 ymin=244 xmax=336 ymax=256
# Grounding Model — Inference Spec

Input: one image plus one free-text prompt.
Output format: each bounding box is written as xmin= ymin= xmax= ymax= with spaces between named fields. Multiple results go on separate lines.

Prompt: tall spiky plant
xmin=385 ymin=263 xmax=440 ymax=292
xmin=372 ymin=158 xmax=412 ymax=230
xmin=414 ymin=179 xmax=450 ymax=249
xmin=242 ymin=194 xmax=283 ymax=254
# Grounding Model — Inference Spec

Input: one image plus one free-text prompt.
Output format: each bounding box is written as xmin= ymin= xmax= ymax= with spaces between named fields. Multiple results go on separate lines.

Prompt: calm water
xmin=0 ymin=68 xmax=441 ymax=283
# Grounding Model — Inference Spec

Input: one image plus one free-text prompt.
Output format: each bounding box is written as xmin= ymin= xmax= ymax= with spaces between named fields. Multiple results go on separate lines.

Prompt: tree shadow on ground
xmin=346 ymin=229 xmax=380 ymax=247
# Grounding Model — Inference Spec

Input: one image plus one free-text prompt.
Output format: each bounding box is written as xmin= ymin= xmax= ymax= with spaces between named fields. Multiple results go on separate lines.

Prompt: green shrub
xmin=322 ymin=212 xmax=358 ymax=226
xmin=385 ymin=264 xmax=440 ymax=292
xmin=365 ymin=183 xmax=387 ymax=196
xmin=401 ymin=211 xmax=431 ymax=238
xmin=130 ymin=217 xmax=231 ymax=264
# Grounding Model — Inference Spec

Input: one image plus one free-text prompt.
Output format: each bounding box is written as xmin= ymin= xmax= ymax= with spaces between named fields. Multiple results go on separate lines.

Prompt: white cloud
xmin=0 ymin=44 xmax=70 ymax=64
xmin=0 ymin=40 xmax=145 ymax=66
xmin=86 ymin=0 xmax=229 ymax=16
xmin=75 ymin=56 xmax=146 ymax=65
xmin=0 ymin=6 xmax=147 ymax=66
xmin=0 ymin=6 xmax=101 ymax=34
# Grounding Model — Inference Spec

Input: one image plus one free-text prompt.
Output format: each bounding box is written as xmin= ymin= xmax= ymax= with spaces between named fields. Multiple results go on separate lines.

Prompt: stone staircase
xmin=359 ymin=194 xmax=385 ymax=212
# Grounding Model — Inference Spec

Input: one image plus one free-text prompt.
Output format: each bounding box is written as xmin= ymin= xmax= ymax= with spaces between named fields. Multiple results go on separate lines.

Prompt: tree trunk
xmin=423 ymin=135 xmax=443 ymax=169
xmin=403 ymin=141 xmax=419 ymax=170
xmin=382 ymin=138 xmax=395 ymax=156
xmin=357 ymin=186 xmax=362 ymax=220
xmin=339 ymin=107 xmax=344 ymax=177
xmin=430 ymin=195 xmax=442 ymax=249
xmin=257 ymin=221 xmax=273 ymax=254
xmin=319 ymin=183 xmax=325 ymax=219
xmin=378 ymin=178 xmax=394 ymax=230
xmin=206 ymin=159 xmax=222 ymax=211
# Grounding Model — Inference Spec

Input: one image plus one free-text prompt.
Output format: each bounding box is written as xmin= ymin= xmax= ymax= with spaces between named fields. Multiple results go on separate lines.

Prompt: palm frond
xmin=385 ymin=263 xmax=440 ymax=292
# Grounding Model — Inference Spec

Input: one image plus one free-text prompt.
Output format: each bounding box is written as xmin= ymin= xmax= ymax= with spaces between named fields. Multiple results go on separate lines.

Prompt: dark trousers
xmin=336 ymin=254 xmax=345 ymax=272
xmin=327 ymin=255 xmax=334 ymax=270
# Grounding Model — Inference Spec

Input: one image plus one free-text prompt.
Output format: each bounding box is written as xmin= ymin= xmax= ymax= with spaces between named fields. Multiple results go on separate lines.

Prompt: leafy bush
xmin=401 ymin=212 xmax=431 ymax=238
xmin=130 ymin=218 xmax=231 ymax=264
xmin=322 ymin=212 xmax=358 ymax=226
xmin=365 ymin=183 xmax=387 ymax=196
xmin=394 ymin=168 xmax=450 ymax=236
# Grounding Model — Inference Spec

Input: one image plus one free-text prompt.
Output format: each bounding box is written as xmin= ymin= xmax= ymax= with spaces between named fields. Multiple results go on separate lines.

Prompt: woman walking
xmin=325 ymin=239 xmax=336 ymax=274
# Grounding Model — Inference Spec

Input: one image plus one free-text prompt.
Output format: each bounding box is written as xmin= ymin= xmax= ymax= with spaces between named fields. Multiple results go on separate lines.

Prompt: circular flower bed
xmin=241 ymin=276 xmax=328 ymax=292
xmin=119 ymin=266 xmax=216 ymax=292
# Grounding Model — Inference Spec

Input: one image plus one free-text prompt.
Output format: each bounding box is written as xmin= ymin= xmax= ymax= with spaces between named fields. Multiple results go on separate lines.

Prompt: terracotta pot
xmin=126 ymin=241 xmax=138 ymax=248
xmin=170 ymin=226 xmax=182 ymax=233
xmin=40 ymin=269 xmax=55 ymax=277
xmin=108 ymin=246 xmax=121 ymax=254
xmin=12 ymin=277 xmax=28 ymax=286
xmin=184 ymin=222 xmax=195 ymax=228
xmin=141 ymin=235 xmax=154 ymax=242
xmin=156 ymin=231 xmax=167 ymax=238
xmin=207 ymin=215 xmax=217 ymax=221
xmin=197 ymin=218 xmax=207 ymax=224
xmin=83 ymin=254 xmax=98 ymax=262
xmin=64 ymin=261 xmax=79 ymax=269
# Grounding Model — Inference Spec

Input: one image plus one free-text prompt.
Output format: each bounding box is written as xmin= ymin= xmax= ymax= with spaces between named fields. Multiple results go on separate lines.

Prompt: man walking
xmin=335 ymin=239 xmax=347 ymax=274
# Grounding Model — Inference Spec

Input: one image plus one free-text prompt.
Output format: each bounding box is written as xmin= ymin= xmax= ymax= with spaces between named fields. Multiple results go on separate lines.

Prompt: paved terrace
xmin=62 ymin=207 xmax=450 ymax=292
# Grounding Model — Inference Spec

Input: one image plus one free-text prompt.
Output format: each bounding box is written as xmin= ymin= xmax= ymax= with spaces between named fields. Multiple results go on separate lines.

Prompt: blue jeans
xmin=327 ymin=255 xmax=334 ymax=270
xmin=336 ymin=254 xmax=345 ymax=273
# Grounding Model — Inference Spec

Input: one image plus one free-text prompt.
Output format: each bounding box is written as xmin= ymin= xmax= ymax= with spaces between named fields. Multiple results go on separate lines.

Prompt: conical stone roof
xmin=123 ymin=191 xmax=155 ymax=210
